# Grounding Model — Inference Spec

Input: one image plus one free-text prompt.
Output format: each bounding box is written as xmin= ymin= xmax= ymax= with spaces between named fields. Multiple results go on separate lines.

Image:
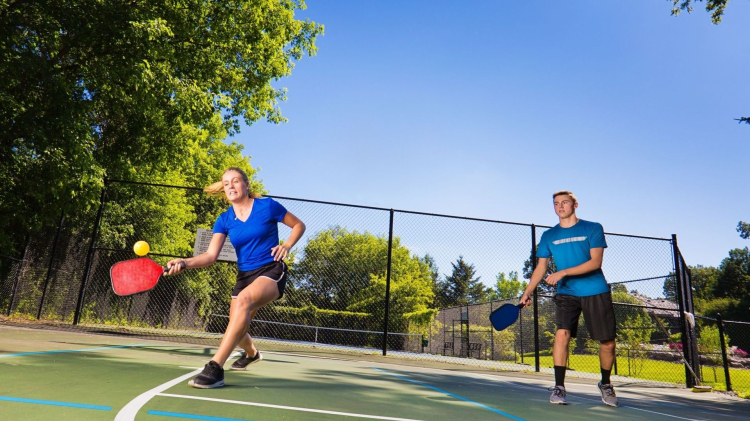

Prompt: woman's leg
xmin=236 ymin=308 xmax=259 ymax=357
xmin=212 ymin=277 xmax=279 ymax=365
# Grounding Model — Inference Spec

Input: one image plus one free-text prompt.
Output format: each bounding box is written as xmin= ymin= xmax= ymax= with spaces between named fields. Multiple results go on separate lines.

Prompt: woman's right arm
xmin=166 ymin=233 xmax=226 ymax=275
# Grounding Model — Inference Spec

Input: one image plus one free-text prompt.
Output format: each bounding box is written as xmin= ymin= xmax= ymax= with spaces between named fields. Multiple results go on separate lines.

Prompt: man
xmin=519 ymin=191 xmax=618 ymax=407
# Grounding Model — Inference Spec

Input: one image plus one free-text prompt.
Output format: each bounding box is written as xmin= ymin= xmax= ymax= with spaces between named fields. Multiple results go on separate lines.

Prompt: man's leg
xmin=553 ymin=329 xmax=571 ymax=381
xmin=550 ymin=329 xmax=571 ymax=405
xmin=586 ymin=290 xmax=618 ymax=407
xmin=597 ymin=339 xmax=619 ymax=407
xmin=599 ymin=339 xmax=616 ymax=378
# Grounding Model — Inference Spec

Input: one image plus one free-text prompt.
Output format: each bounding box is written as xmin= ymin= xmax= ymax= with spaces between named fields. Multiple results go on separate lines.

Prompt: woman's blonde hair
xmin=204 ymin=167 xmax=260 ymax=199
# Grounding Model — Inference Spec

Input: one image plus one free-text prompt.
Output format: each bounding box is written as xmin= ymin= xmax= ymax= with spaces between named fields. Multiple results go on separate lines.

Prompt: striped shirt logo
xmin=552 ymin=236 xmax=587 ymax=245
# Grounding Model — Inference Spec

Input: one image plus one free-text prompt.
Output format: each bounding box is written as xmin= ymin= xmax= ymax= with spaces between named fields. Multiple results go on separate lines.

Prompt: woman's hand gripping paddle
xmin=489 ymin=303 xmax=524 ymax=331
xmin=110 ymin=258 xmax=168 ymax=296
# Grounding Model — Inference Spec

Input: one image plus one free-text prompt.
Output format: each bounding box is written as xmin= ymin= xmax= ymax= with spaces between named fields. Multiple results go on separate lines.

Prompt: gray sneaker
xmin=597 ymin=382 xmax=619 ymax=407
xmin=549 ymin=385 xmax=567 ymax=404
xmin=231 ymin=350 xmax=262 ymax=370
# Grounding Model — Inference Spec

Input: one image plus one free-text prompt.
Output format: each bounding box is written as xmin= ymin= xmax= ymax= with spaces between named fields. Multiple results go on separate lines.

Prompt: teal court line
xmin=0 ymin=396 xmax=111 ymax=411
xmin=148 ymin=411 xmax=254 ymax=421
xmin=371 ymin=367 xmax=527 ymax=421
xmin=0 ymin=343 xmax=150 ymax=358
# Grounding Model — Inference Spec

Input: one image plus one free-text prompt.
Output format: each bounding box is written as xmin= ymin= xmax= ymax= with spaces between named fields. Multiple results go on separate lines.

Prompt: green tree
xmin=663 ymin=264 xmax=720 ymax=304
xmin=289 ymin=227 xmax=435 ymax=328
xmin=737 ymin=221 xmax=750 ymax=239
xmin=612 ymin=286 xmax=655 ymax=374
xmin=1 ymin=0 xmax=323 ymax=256
xmin=716 ymin=248 xmax=750 ymax=299
xmin=670 ymin=0 xmax=730 ymax=24
xmin=435 ymin=256 xmax=487 ymax=306
xmin=491 ymin=271 xmax=528 ymax=301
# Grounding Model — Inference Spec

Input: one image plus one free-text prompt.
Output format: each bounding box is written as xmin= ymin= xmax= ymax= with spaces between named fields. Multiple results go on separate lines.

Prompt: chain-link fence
xmin=2 ymin=179 xmax=748 ymax=394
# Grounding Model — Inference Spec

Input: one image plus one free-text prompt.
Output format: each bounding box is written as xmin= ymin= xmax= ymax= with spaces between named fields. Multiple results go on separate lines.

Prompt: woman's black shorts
xmin=554 ymin=291 xmax=617 ymax=341
xmin=232 ymin=261 xmax=287 ymax=299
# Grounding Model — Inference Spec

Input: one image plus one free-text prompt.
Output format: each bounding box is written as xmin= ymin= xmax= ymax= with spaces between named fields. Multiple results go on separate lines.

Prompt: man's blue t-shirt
xmin=537 ymin=219 xmax=609 ymax=297
xmin=212 ymin=197 xmax=287 ymax=271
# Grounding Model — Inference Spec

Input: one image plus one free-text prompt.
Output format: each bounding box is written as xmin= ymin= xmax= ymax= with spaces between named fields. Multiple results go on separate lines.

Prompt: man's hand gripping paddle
xmin=110 ymin=258 xmax=168 ymax=296
xmin=489 ymin=303 xmax=524 ymax=331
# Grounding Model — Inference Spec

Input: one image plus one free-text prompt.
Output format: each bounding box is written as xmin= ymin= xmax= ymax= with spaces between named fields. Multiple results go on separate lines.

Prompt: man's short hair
xmin=552 ymin=190 xmax=577 ymax=203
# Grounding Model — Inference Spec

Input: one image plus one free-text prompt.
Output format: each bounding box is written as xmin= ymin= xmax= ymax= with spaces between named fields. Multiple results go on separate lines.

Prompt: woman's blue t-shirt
xmin=212 ymin=198 xmax=288 ymax=271
xmin=536 ymin=219 xmax=609 ymax=297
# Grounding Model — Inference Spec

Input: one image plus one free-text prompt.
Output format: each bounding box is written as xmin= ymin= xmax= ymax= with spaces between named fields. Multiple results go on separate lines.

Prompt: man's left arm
xmin=544 ymin=248 xmax=604 ymax=286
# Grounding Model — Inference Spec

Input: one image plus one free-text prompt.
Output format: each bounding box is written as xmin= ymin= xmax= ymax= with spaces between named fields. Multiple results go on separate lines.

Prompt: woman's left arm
xmin=271 ymin=211 xmax=306 ymax=261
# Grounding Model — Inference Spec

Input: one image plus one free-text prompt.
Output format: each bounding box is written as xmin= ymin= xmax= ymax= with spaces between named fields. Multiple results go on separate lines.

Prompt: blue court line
xmin=0 ymin=343 xmax=150 ymax=358
xmin=372 ymin=367 xmax=526 ymax=421
xmin=148 ymin=411 xmax=254 ymax=421
xmin=0 ymin=396 xmax=111 ymax=411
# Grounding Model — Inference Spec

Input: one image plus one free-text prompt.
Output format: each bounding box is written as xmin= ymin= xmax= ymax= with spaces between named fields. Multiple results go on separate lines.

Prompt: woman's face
xmin=222 ymin=170 xmax=247 ymax=202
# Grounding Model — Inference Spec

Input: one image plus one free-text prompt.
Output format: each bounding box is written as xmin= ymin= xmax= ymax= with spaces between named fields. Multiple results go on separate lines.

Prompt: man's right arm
xmin=519 ymin=257 xmax=549 ymax=308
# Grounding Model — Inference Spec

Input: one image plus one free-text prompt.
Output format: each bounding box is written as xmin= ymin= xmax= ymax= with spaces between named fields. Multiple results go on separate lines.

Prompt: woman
xmin=166 ymin=167 xmax=306 ymax=389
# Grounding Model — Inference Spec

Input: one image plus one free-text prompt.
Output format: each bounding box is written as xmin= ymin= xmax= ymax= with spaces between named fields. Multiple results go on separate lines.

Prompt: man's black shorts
xmin=554 ymin=291 xmax=616 ymax=341
xmin=233 ymin=261 xmax=287 ymax=299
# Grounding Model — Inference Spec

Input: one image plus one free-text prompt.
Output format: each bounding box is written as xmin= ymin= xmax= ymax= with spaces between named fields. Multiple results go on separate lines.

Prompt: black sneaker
xmin=231 ymin=350 xmax=262 ymax=370
xmin=188 ymin=360 xmax=225 ymax=389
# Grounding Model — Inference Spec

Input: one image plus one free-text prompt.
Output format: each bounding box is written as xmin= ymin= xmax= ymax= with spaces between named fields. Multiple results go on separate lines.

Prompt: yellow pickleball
xmin=133 ymin=240 xmax=150 ymax=256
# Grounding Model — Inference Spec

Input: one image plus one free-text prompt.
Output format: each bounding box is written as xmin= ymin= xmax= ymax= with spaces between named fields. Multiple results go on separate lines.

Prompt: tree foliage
xmin=0 ymin=0 xmax=323 ymax=256
xmin=738 ymin=221 xmax=750 ymax=240
xmin=611 ymin=285 xmax=655 ymax=367
xmin=663 ymin=264 xmax=720 ymax=303
xmin=288 ymin=227 xmax=435 ymax=331
xmin=717 ymin=247 xmax=750 ymax=299
xmin=434 ymin=256 xmax=488 ymax=306
xmin=491 ymin=271 xmax=527 ymax=301
xmin=669 ymin=0 xmax=730 ymax=24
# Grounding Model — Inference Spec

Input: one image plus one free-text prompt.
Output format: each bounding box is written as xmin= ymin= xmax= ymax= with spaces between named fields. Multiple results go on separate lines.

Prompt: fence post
xmin=73 ymin=180 xmax=108 ymax=325
xmin=6 ymin=236 xmax=29 ymax=317
xmin=672 ymin=234 xmax=695 ymax=387
xmin=490 ymin=301 xmax=494 ymax=360
xmin=717 ymin=313 xmax=732 ymax=392
xmin=37 ymin=211 xmax=65 ymax=320
xmin=519 ymin=306 xmax=524 ymax=364
xmin=381 ymin=209 xmax=394 ymax=356
xmin=532 ymin=224 xmax=540 ymax=372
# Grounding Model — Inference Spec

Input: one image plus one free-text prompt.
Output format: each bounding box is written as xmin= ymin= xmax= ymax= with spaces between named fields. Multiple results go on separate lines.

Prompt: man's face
xmin=553 ymin=195 xmax=577 ymax=218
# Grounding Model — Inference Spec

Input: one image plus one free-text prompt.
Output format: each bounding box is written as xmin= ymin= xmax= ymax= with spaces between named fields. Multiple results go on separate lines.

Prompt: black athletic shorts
xmin=232 ymin=260 xmax=287 ymax=299
xmin=554 ymin=291 xmax=616 ymax=341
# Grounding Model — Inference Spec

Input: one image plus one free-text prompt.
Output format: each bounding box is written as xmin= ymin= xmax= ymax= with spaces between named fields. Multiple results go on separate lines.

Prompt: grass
xmin=522 ymin=352 xmax=750 ymax=398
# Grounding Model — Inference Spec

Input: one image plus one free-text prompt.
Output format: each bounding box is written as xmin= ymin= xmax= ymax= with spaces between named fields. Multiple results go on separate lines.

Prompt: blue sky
xmin=234 ymin=1 xmax=750 ymax=273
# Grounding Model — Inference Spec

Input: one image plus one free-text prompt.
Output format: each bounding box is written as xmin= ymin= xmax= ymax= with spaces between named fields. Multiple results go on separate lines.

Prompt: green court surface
xmin=1 ymin=325 xmax=748 ymax=421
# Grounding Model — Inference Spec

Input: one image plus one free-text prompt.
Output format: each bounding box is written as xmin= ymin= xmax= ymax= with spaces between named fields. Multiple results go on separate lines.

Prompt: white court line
xmin=115 ymin=351 xmax=244 ymax=421
xmin=285 ymin=355 xmax=710 ymax=421
xmin=115 ymin=369 xmax=201 ymax=421
xmin=264 ymin=351 xmax=744 ymax=420
xmin=158 ymin=393 xmax=427 ymax=421
xmin=466 ymin=372 xmax=708 ymax=421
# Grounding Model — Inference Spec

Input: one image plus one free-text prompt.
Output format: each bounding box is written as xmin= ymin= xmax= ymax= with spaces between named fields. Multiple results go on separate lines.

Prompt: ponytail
xmin=204 ymin=167 xmax=260 ymax=200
